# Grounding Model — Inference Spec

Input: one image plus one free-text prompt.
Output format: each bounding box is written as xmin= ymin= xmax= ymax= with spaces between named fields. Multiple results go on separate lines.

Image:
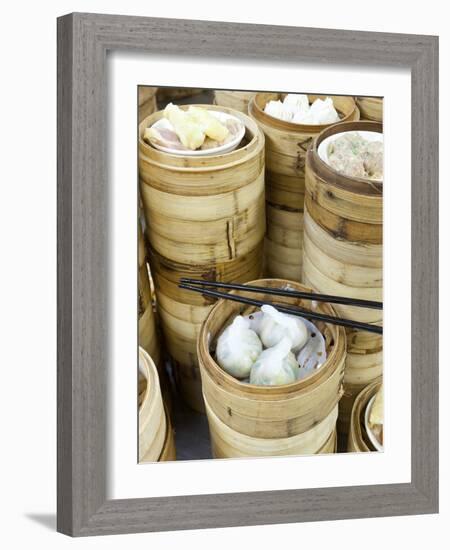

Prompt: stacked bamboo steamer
xmin=139 ymin=347 xmax=176 ymax=462
xmin=249 ymin=93 xmax=359 ymax=281
xmin=356 ymin=97 xmax=383 ymax=122
xmin=157 ymin=87 xmax=205 ymax=104
xmin=138 ymin=87 xmax=158 ymax=123
xmin=138 ymin=224 xmax=161 ymax=368
xmin=214 ymin=90 xmax=255 ymax=113
xmin=198 ymin=279 xmax=346 ymax=458
xmin=348 ymin=379 xmax=382 ymax=452
xmin=139 ymin=105 xmax=266 ymax=412
xmin=303 ymin=120 xmax=383 ymax=438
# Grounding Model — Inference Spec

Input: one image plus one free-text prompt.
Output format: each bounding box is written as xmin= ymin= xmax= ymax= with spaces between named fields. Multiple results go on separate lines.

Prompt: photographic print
xmin=57 ymin=13 xmax=438 ymax=535
xmin=137 ymin=87 xmax=383 ymax=462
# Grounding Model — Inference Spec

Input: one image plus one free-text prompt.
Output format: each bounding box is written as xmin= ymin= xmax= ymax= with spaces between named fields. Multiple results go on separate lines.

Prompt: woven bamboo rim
xmin=138 ymin=347 xmax=166 ymax=462
xmin=307 ymin=120 xmax=383 ymax=196
xmin=249 ymin=93 xmax=358 ymax=134
xmin=347 ymin=379 xmax=382 ymax=452
xmin=139 ymin=104 xmax=264 ymax=180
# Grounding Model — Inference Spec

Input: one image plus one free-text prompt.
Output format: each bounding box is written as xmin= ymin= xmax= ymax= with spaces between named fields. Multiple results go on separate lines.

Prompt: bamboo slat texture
xmin=356 ymin=97 xmax=383 ymax=122
xmin=139 ymin=105 xmax=266 ymax=411
xmin=138 ymin=224 xmax=161 ymax=368
xmin=249 ymin=93 xmax=359 ymax=281
xmin=214 ymin=90 xmax=255 ymax=113
xmin=138 ymin=87 xmax=158 ymax=123
xmin=198 ymin=279 xmax=346 ymax=458
xmin=347 ymin=379 xmax=382 ymax=452
xmin=138 ymin=348 xmax=167 ymax=462
xmin=303 ymin=121 xmax=383 ymax=438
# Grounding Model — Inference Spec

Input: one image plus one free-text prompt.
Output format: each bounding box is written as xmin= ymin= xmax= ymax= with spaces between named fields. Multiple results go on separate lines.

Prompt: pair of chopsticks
xmin=178 ymin=278 xmax=382 ymax=334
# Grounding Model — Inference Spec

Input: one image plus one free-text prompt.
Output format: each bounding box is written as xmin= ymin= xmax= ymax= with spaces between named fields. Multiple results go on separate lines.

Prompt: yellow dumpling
xmin=163 ymin=103 xmax=205 ymax=150
xmin=187 ymin=106 xmax=229 ymax=142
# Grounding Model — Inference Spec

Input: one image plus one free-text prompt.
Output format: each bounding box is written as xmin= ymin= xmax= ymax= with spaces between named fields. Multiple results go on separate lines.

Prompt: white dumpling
xmin=216 ymin=316 xmax=262 ymax=379
xmin=264 ymin=100 xmax=293 ymax=121
xmin=308 ymin=97 xmax=340 ymax=124
xmin=259 ymin=305 xmax=308 ymax=351
xmin=283 ymin=94 xmax=309 ymax=117
xmin=250 ymin=337 xmax=299 ymax=386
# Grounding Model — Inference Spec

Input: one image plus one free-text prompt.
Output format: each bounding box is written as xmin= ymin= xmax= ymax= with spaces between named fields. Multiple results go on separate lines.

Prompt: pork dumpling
xmin=363 ymin=141 xmax=383 ymax=179
xmin=216 ymin=316 xmax=262 ymax=379
xmin=163 ymin=103 xmax=205 ymax=150
xmin=187 ymin=106 xmax=229 ymax=142
xmin=258 ymin=304 xmax=308 ymax=351
xmin=250 ymin=337 xmax=299 ymax=386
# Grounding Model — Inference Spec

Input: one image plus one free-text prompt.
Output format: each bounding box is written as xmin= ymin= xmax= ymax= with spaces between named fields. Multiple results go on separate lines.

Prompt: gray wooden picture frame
xmin=57 ymin=12 xmax=439 ymax=537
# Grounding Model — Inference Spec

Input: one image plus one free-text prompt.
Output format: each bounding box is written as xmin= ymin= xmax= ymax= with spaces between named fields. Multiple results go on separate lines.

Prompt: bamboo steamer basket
xmin=198 ymin=279 xmax=346 ymax=458
xmin=138 ymin=87 xmax=158 ymax=123
xmin=356 ymin=97 xmax=383 ymax=122
xmin=249 ymin=93 xmax=359 ymax=281
xmin=206 ymin=400 xmax=338 ymax=458
xmin=347 ymin=379 xmax=382 ymax=452
xmin=214 ymin=90 xmax=255 ymax=113
xmin=138 ymin=348 xmax=167 ymax=462
xmin=150 ymin=244 xmax=263 ymax=412
xmin=139 ymin=105 xmax=266 ymax=266
xmin=303 ymin=120 xmax=383 ymax=437
xmin=139 ymin=106 xmax=266 ymax=411
xmin=138 ymin=225 xmax=161 ymax=367
xmin=141 ymin=404 xmax=177 ymax=462
xmin=158 ymin=408 xmax=177 ymax=461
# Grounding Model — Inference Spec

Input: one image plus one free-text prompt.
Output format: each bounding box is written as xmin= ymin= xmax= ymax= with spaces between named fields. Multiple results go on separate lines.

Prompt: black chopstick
xmin=178 ymin=283 xmax=382 ymax=334
xmin=179 ymin=278 xmax=382 ymax=310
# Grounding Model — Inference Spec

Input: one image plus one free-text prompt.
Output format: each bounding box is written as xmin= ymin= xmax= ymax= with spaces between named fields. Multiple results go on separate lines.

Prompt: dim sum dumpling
xmin=187 ymin=106 xmax=229 ymax=142
xmin=283 ymin=94 xmax=309 ymax=117
xmin=163 ymin=103 xmax=205 ymax=150
xmin=216 ymin=316 xmax=262 ymax=379
xmin=293 ymin=97 xmax=339 ymax=124
xmin=249 ymin=337 xmax=299 ymax=386
xmin=264 ymin=100 xmax=293 ymax=121
xmin=259 ymin=305 xmax=308 ymax=351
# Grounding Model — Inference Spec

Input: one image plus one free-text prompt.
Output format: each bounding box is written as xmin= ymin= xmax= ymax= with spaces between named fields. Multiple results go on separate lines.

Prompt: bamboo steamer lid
xmin=249 ymin=93 xmax=359 ymax=281
xmin=198 ymin=279 xmax=346 ymax=444
xmin=138 ymin=348 xmax=166 ymax=462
